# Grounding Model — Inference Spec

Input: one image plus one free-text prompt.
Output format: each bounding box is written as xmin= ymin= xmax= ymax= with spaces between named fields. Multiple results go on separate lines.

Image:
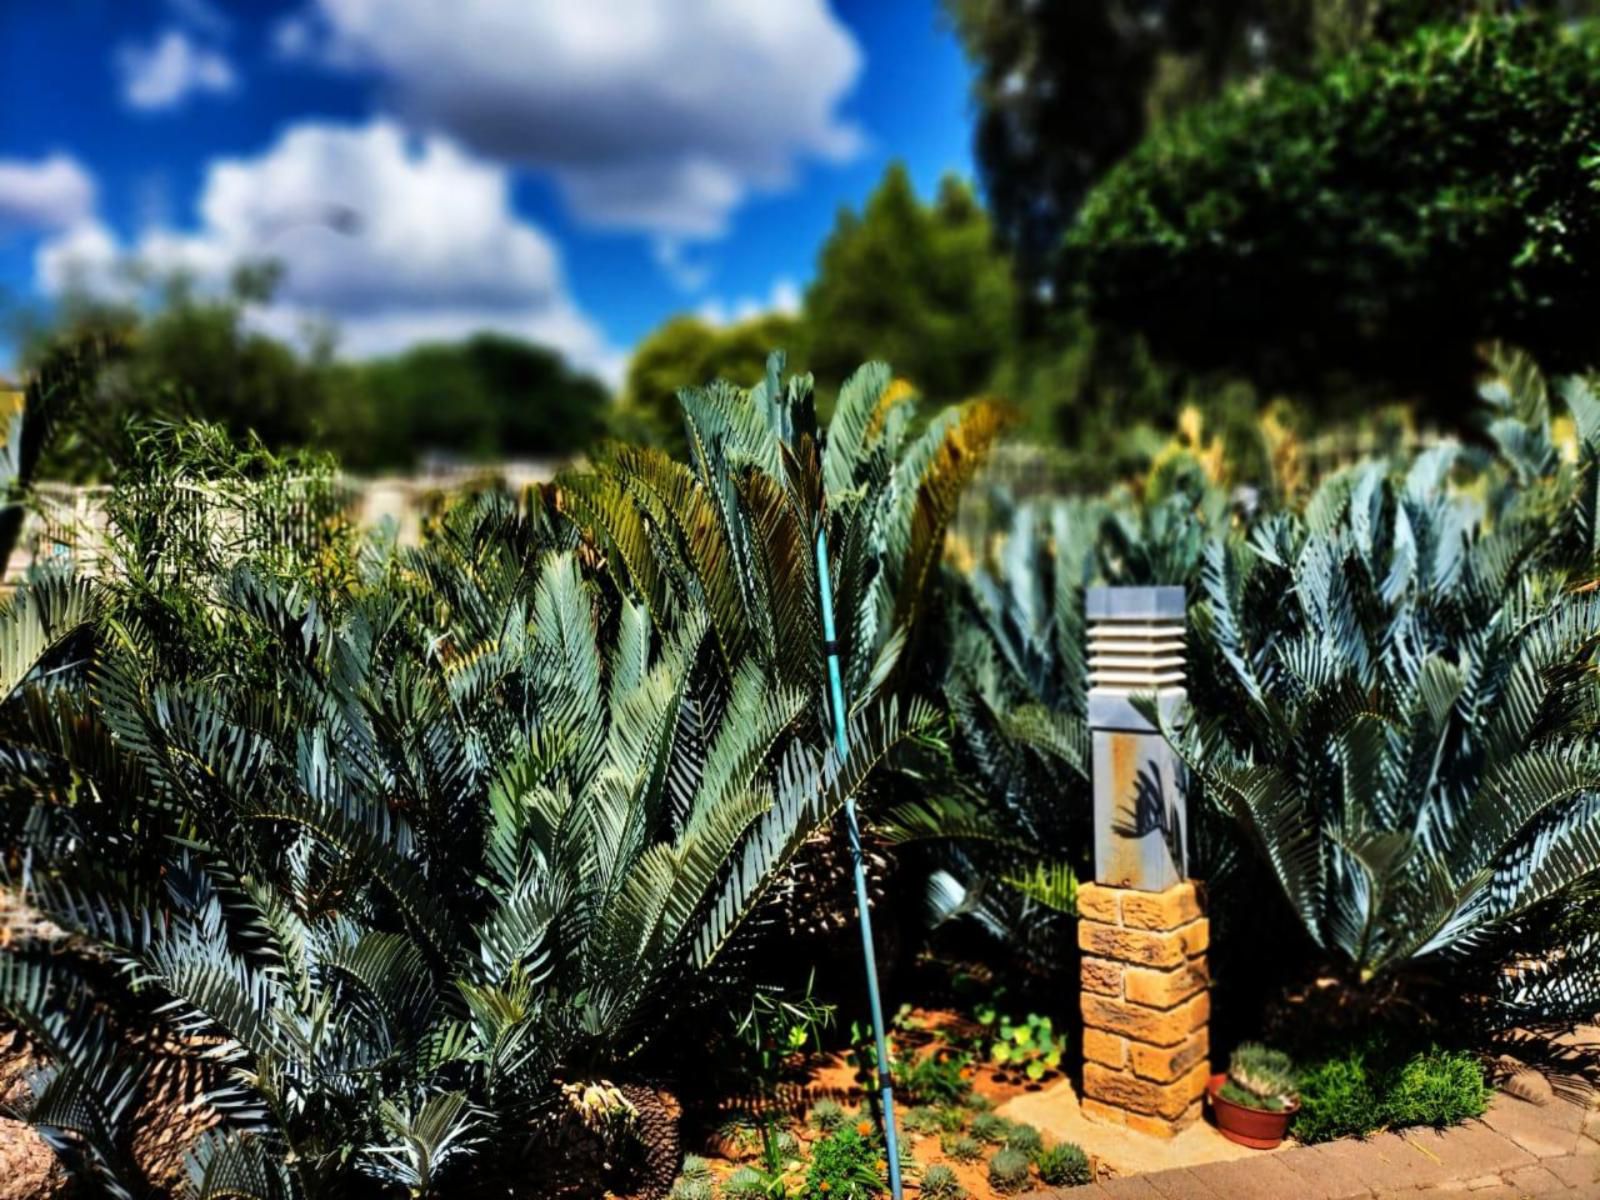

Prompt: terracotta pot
xmin=1206 ymin=1073 xmax=1298 ymax=1149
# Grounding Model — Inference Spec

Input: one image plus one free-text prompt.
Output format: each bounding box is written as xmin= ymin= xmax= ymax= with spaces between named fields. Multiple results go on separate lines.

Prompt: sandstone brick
xmin=1081 ymin=1097 xmax=1126 ymax=1126
xmin=1120 ymin=882 xmax=1203 ymax=931
xmin=1084 ymin=1061 xmax=1210 ymax=1120
xmin=1130 ymin=1030 xmax=1208 ymax=1084
xmin=1124 ymin=1101 xmax=1202 ymax=1141
xmin=1077 ymin=882 xmax=1122 ymax=924
xmin=1083 ymin=1027 xmax=1128 ymax=1068
xmin=1123 ymin=959 xmax=1208 ymax=1009
xmin=1079 ymin=921 xmax=1190 ymax=969
xmin=1082 ymin=956 xmax=1125 ymax=997
xmin=1082 ymin=991 xmax=1209 ymax=1046
xmin=1176 ymin=917 xmax=1208 ymax=957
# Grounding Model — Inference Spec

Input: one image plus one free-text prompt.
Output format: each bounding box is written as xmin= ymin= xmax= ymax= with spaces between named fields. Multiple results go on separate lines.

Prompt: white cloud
xmin=281 ymin=0 xmax=864 ymax=238
xmin=118 ymin=30 xmax=238 ymax=111
xmin=34 ymin=120 xmax=621 ymax=383
xmin=0 ymin=155 xmax=96 ymax=235
xmin=697 ymin=276 xmax=802 ymax=328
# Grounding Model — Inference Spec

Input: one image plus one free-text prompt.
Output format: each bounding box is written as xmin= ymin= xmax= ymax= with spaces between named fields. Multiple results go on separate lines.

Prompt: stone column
xmin=1079 ymin=586 xmax=1209 ymax=1138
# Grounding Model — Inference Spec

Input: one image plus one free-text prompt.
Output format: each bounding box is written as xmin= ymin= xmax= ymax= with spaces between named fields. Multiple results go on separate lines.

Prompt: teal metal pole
xmin=815 ymin=527 xmax=903 ymax=1200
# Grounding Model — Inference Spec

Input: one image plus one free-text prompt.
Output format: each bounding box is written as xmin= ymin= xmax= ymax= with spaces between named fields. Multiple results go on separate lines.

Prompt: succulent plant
xmin=680 ymin=1155 xmax=714 ymax=1183
xmin=920 ymin=1164 xmax=965 ymax=1200
xmin=968 ymin=1113 xmax=1009 ymax=1145
xmin=987 ymin=1148 xmax=1032 ymax=1194
xmin=1035 ymin=1142 xmax=1091 ymax=1187
xmin=670 ymin=1176 xmax=715 ymax=1200
xmin=809 ymin=1098 xmax=847 ymax=1133
xmin=1002 ymin=1121 xmax=1042 ymax=1159
xmin=1229 ymin=1043 xmax=1299 ymax=1107
xmin=934 ymin=1106 xmax=966 ymax=1133
xmin=941 ymin=1133 xmax=983 ymax=1163
xmin=722 ymin=1166 xmax=767 ymax=1199
xmin=903 ymin=1106 xmax=943 ymax=1136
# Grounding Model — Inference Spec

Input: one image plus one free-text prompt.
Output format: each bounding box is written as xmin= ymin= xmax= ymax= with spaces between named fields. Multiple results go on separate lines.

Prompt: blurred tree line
xmin=19 ymin=0 xmax=1600 ymax=488
xmin=22 ymin=269 xmax=607 ymax=479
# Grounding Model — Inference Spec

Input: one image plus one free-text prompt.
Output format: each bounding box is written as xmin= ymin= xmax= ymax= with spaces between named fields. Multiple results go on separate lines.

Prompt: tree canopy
xmin=1065 ymin=15 xmax=1600 ymax=410
xmin=944 ymin=0 xmax=1594 ymax=293
xmin=803 ymin=164 xmax=1014 ymax=404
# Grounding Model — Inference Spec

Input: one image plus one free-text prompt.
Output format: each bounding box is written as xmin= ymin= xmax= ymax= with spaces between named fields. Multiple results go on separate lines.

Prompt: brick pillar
xmin=1080 ymin=586 xmax=1208 ymax=1138
xmin=1078 ymin=881 xmax=1210 ymax=1136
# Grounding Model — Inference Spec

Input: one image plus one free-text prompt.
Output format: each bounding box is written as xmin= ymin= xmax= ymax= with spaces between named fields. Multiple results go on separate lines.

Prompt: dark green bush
xmin=1067 ymin=16 xmax=1600 ymax=400
xmin=1035 ymin=1142 xmax=1091 ymax=1187
xmin=1294 ymin=1040 xmax=1490 ymax=1143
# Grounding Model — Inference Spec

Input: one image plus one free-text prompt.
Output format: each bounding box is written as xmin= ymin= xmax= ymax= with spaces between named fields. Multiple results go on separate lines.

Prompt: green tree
xmin=803 ymin=164 xmax=1014 ymax=404
xmin=944 ymin=0 xmax=1592 ymax=294
xmin=1065 ymin=16 xmax=1600 ymax=414
xmin=612 ymin=312 xmax=803 ymax=458
xmin=323 ymin=332 xmax=610 ymax=470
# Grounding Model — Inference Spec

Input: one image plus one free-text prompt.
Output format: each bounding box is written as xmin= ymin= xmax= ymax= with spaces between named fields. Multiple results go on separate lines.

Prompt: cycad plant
xmin=1169 ymin=450 xmax=1600 ymax=1025
xmin=560 ymin=356 xmax=1002 ymax=948
xmin=1 ymin=456 xmax=934 ymax=1199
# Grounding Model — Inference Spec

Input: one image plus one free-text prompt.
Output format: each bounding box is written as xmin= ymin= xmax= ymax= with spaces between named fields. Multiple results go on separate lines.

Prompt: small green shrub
xmin=807 ymin=1125 xmax=885 ymax=1200
xmin=966 ymin=1094 xmax=995 ymax=1113
xmin=895 ymin=1051 xmax=974 ymax=1105
xmin=934 ymin=1106 xmax=966 ymax=1133
xmin=1219 ymin=1080 xmax=1287 ymax=1112
xmin=920 ymin=1164 xmax=965 ymax=1200
xmin=1294 ymin=1047 xmax=1384 ymax=1143
xmin=671 ymin=1178 xmax=714 ymax=1200
xmin=680 ymin=1156 xmax=714 ymax=1183
xmin=968 ymin=1113 xmax=1009 ymax=1145
xmin=903 ymin=1106 xmax=943 ymax=1136
xmin=722 ymin=1167 xmax=767 ymax=1200
xmin=1294 ymin=1039 xmax=1489 ymax=1143
xmin=941 ymin=1133 xmax=983 ymax=1163
xmin=1002 ymin=1121 xmax=1042 ymax=1160
xmin=1035 ymin=1143 xmax=1091 ymax=1188
xmin=809 ymin=1099 xmax=847 ymax=1133
xmin=1384 ymin=1049 xmax=1489 ymax=1129
xmin=987 ymin=1148 xmax=1033 ymax=1194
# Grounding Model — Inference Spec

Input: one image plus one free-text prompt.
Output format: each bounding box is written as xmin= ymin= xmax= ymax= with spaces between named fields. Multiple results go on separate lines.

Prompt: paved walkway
xmin=1024 ymin=1091 xmax=1600 ymax=1198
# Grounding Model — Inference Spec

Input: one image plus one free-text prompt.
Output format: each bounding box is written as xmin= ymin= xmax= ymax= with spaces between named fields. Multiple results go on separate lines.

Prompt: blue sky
xmin=0 ymin=0 xmax=976 ymax=382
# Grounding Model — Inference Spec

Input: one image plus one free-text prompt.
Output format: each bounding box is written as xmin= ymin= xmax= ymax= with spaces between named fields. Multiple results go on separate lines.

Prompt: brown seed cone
xmin=0 ymin=1118 xmax=69 ymax=1200
xmin=768 ymin=824 xmax=894 ymax=942
xmin=126 ymin=1046 xmax=225 ymax=1192
xmin=616 ymin=1083 xmax=681 ymax=1200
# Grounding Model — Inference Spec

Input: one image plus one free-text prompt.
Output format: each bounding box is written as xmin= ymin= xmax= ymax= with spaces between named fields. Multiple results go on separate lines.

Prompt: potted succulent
xmin=1207 ymin=1043 xmax=1300 ymax=1149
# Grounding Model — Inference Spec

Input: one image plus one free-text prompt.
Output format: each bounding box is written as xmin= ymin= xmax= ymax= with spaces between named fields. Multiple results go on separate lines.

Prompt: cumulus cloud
xmin=280 ymin=0 xmax=864 ymax=238
xmin=34 ymin=120 xmax=621 ymax=382
xmin=0 ymin=155 xmax=96 ymax=235
xmin=118 ymin=29 xmax=238 ymax=111
xmin=696 ymin=276 xmax=802 ymax=328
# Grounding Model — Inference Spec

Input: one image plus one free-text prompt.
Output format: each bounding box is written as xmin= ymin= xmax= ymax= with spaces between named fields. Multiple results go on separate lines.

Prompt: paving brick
xmin=1141 ymin=1167 xmax=1228 ymax=1198
xmin=1275 ymin=1144 xmax=1376 ymax=1198
xmin=1120 ymin=883 xmax=1204 ymax=932
xmin=1543 ymin=1153 xmax=1600 ymax=1190
xmin=1360 ymin=1131 xmax=1463 ymax=1190
xmin=1404 ymin=1122 xmax=1536 ymax=1176
xmin=1501 ymin=1163 xmax=1571 ymax=1194
xmin=1483 ymin=1097 xmax=1585 ymax=1159
xmin=1095 ymin=1177 xmax=1167 ymax=1199
xmin=1312 ymin=1137 xmax=1421 ymax=1194
xmin=1185 ymin=1153 xmax=1311 ymax=1200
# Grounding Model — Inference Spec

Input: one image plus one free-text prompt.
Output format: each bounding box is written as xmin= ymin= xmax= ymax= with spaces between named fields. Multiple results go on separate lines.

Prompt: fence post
xmin=1078 ymin=585 xmax=1209 ymax=1138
